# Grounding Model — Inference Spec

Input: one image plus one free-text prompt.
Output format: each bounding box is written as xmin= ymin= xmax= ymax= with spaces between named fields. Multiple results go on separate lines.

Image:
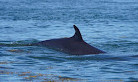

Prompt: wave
xmin=0 ymin=39 xmax=39 ymax=47
xmin=103 ymin=40 xmax=138 ymax=47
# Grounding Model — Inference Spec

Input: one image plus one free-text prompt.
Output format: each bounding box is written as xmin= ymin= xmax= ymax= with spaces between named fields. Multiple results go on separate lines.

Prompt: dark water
xmin=0 ymin=0 xmax=138 ymax=82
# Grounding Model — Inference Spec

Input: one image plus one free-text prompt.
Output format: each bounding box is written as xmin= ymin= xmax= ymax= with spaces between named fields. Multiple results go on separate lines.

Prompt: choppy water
xmin=0 ymin=0 xmax=138 ymax=82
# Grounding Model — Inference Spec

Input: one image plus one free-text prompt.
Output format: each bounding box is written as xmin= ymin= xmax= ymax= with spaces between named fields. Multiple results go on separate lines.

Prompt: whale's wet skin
xmin=0 ymin=0 xmax=138 ymax=82
xmin=34 ymin=25 xmax=105 ymax=55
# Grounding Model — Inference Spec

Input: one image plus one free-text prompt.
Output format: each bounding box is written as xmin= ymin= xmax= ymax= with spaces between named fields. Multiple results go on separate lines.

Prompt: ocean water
xmin=0 ymin=0 xmax=138 ymax=82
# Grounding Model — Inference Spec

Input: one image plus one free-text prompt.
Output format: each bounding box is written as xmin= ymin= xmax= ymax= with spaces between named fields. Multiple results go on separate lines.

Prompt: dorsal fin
xmin=71 ymin=25 xmax=83 ymax=41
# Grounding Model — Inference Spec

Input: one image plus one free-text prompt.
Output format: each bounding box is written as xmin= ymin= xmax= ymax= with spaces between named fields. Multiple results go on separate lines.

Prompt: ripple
xmin=0 ymin=0 xmax=138 ymax=81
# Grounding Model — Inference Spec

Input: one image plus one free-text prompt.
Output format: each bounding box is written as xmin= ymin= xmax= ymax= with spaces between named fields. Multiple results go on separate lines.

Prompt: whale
xmin=34 ymin=25 xmax=105 ymax=55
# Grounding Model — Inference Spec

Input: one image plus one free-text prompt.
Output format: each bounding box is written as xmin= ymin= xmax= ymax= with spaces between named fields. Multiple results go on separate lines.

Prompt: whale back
xmin=35 ymin=25 xmax=105 ymax=55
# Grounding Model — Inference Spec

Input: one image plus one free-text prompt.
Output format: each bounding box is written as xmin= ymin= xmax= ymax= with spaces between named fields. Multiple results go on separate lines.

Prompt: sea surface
xmin=0 ymin=0 xmax=138 ymax=82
